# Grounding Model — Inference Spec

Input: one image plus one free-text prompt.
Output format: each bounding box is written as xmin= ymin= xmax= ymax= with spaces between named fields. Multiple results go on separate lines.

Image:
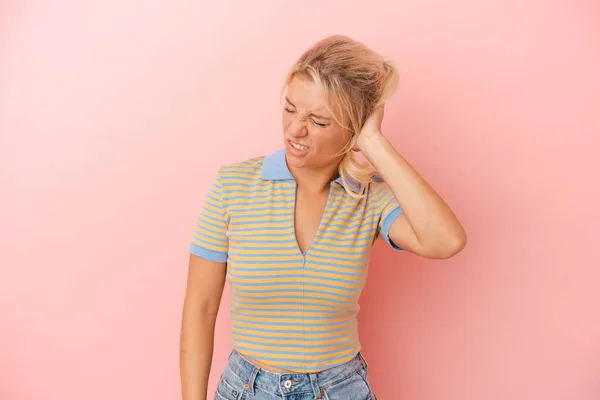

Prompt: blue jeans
xmin=214 ymin=350 xmax=377 ymax=400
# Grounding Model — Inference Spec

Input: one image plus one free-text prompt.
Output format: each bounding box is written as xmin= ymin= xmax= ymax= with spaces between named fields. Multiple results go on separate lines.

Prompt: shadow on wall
xmin=356 ymin=96 xmax=480 ymax=397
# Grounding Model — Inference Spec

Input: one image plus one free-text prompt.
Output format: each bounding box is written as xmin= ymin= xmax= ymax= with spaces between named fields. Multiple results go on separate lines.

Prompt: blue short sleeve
xmin=190 ymin=168 xmax=229 ymax=262
xmin=372 ymin=179 xmax=404 ymax=252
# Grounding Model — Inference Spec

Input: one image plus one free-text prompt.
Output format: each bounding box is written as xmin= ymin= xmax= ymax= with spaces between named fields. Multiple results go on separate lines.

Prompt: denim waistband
xmin=224 ymin=349 xmax=369 ymax=397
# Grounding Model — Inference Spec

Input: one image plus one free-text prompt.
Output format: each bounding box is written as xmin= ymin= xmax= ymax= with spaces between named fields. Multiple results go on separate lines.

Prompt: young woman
xmin=180 ymin=34 xmax=466 ymax=400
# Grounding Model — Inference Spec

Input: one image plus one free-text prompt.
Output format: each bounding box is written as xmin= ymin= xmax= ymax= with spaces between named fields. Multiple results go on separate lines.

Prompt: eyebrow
xmin=285 ymin=97 xmax=331 ymax=120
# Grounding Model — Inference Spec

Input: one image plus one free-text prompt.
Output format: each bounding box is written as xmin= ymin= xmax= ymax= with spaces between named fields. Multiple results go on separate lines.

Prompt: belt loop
xmin=358 ymin=352 xmax=369 ymax=372
xmin=245 ymin=366 xmax=260 ymax=396
xmin=309 ymin=373 xmax=321 ymax=399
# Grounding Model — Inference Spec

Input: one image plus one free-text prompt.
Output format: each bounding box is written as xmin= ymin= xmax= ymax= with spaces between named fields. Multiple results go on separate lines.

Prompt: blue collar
xmin=261 ymin=148 xmax=361 ymax=192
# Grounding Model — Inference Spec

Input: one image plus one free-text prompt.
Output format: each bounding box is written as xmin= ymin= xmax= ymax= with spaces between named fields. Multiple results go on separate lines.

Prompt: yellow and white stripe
xmin=190 ymin=148 xmax=403 ymax=372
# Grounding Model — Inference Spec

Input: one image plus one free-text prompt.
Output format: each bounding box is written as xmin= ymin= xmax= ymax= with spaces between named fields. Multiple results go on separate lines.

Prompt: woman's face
xmin=282 ymin=76 xmax=350 ymax=172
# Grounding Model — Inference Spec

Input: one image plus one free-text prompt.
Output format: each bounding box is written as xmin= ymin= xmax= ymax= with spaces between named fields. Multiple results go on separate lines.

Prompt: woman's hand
xmin=353 ymin=105 xmax=386 ymax=152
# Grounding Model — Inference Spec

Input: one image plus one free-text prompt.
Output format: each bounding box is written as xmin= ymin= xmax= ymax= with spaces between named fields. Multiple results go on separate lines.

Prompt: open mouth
xmin=289 ymin=140 xmax=308 ymax=151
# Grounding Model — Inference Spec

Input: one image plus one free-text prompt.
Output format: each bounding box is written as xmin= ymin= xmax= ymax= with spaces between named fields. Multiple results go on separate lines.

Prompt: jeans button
xmin=283 ymin=379 xmax=292 ymax=388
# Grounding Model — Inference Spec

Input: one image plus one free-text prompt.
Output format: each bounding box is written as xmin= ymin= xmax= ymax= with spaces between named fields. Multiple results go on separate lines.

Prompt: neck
xmin=289 ymin=165 xmax=338 ymax=193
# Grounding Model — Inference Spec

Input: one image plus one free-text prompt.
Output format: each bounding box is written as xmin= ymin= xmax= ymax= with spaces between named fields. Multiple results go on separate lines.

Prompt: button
xmin=283 ymin=379 xmax=292 ymax=388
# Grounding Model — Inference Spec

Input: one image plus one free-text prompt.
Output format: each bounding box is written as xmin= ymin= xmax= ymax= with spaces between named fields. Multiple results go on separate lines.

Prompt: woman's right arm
xmin=180 ymin=254 xmax=227 ymax=400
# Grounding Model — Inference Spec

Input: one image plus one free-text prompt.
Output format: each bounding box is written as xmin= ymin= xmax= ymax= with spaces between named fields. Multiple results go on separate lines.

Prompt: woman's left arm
xmin=358 ymin=106 xmax=467 ymax=259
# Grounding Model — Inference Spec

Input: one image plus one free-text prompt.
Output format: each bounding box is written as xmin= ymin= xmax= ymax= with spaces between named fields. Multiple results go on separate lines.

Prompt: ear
xmin=350 ymin=133 xmax=360 ymax=152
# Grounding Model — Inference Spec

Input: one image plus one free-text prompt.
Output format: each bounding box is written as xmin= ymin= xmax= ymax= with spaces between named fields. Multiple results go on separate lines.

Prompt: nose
xmin=288 ymin=117 xmax=308 ymax=138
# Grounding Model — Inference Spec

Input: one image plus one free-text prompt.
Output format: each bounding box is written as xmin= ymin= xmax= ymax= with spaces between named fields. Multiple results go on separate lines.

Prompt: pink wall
xmin=1 ymin=1 xmax=598 ymax=399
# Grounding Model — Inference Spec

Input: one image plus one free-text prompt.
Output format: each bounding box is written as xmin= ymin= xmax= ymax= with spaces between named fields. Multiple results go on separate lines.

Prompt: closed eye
xmin=285 ymin=107 xmax=328 ymax=127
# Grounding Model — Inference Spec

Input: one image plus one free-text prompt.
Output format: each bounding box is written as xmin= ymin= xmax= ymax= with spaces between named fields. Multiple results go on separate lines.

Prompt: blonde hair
xmin=280 ymin=34 xmax=399 ymax=198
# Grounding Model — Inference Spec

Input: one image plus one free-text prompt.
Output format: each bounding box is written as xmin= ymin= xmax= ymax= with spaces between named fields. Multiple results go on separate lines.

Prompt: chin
xmin=285 ymin=153 xmax=309 ymax=168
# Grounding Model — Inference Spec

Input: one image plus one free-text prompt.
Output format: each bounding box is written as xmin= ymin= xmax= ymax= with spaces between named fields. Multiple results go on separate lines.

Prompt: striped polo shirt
xmin=190 ymin=148 xmax=404 ymax=372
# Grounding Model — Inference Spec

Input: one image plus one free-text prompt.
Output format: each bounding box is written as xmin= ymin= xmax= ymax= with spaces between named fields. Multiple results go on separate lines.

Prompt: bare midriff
xmin=239 ymin=353 xmax=297 ymax=374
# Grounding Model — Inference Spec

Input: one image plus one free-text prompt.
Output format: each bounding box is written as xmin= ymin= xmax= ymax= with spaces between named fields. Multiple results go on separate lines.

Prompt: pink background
xmin=1 ymin=1 xmax=599 ymax=399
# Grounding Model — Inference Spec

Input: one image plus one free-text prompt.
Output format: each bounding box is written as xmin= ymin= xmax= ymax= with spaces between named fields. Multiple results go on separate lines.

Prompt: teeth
xmin=291 ymin=141 xmax=307 ymax=150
